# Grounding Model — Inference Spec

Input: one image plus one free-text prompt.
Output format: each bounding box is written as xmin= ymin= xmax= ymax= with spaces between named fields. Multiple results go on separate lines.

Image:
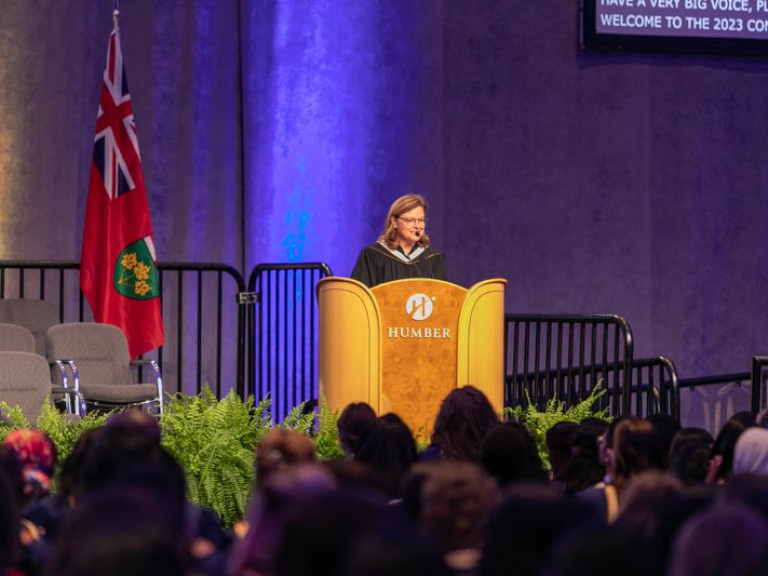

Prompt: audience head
xmin=733 ymin=427 xmax=768 ymax=478
xmin=480 ymin=422 xmax=547 ymax=486
xmin=417 ymin=461 xmax=498 ymax=556
xmin=614 ymin=470 xmax=684 ymax=540
xmin=667 ymin=504 xmax=768 ymax=576
xmin=337 ymin=402 xmax=377 ymax=458
xmin=272 ymin=488 xmax=387 ymax=576
xmin=480 ymin=483 xmax=601 ymax=576
xmin=44 ymin=487 xmax=187 ymax=576
xmin=557 ymin=419 xmax=609 ymax=495
xmin=720 ymin=473 xmax=768 ymax=522
xmin=546 ymin=421 xmax=578 ymax=480
xmin=644 ymin=413 xmax=680 ymax=467
xmin=710 ymin=411 xmax=757 ymax=483
xmin=105 ymin=408 xmax=162 ymax=451
xmin=3 ymin=428 xmax=56 ymax=505
xmin=0 ymin=462 xmax=21 ymax=572
xmin=610 ymin=417 xmax=665 ymax=490
xmin=354 ymin=412 xmax=418 ymax=500
xmin=254 ymin=428 xmax=316 ymax=488
xmin=230 ymin=462 xmax=336 ymax=576
xmin=431 ymin=385 xmax=500 ymax=462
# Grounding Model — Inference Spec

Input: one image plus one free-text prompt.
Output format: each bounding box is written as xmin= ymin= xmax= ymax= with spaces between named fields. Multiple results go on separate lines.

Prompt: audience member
xmin=644 ymin=413 xmax=680 ymax=468
xmin=480 ymin=484 xmax=601 ymax=576
xmin=707 ymin=410 xmax=757 ymax=484
xmin=577 ymin=417 xmax=664 ymax=523
xmin=254 ymin=428 xmax=316 ymax=489
xmin=337 ymin=402 xmax=377 ymax=459
xmin=43 ymin=487 xmax=187 ymax=576
xmin=229 ymin=463 xmax=337 ymax=576
xmin=271 ymin=488 xmax=386 ymax=576
xmin=480 ymin=422 xmax=547 ymax=487
xmin=424 ymin=386 xmax=500 ymax=462
xmin=545 ymin=421 xmax=578 ymax=483
xmin=3 ymin=429 xmax=56 ymax=509
xmin=668 ymin=427 xmax=714 ymax=487
xmin=354 ymin=413 xmax=418 ymax=502
xmin=557 ymin=418 xmax=609 ymax=496
xmin=732 ymin=426 xmax=768 ymax=477
xmin=667 ymin=504 xmax=768 ymax=576
xmin=417 ymin=461 xmax=498 ymax=575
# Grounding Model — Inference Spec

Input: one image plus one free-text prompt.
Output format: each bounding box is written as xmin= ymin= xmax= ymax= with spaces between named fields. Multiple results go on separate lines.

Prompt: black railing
xmin=751 ymin=356 xmax=768 ymax=413
xmin=246 ymin=263 xmax=332 ymax=421
xmin=505 ymin=313 xmax=634 ymax=416
xmin=0 ymin=261 xmax=747 ymax=424
xmin=0 ymin=260 xmax=246 ymax=399
xmin=631 ymin=356 xmax=680 ymax=421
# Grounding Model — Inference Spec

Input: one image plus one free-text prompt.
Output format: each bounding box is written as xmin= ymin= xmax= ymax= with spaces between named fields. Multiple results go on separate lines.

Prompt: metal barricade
xmin=246 ymin=263 xmax=332 ymax=421
xmin=505 ymin=313 xmax=634 ymax=416
xmin=631 ymin=356 xmax=680 ymax=420
xmin=0 ymin=260 xmax=246 ymax=399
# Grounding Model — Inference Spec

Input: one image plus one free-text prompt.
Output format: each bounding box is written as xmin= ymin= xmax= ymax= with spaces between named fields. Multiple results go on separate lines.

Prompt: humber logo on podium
xmin=388 ymin=292 xmax=451 ymax=339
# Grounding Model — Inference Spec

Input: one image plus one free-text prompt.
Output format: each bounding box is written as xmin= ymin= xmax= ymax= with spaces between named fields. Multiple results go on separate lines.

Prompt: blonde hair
xmin=378 ymin=194 xmax=431 ymax=249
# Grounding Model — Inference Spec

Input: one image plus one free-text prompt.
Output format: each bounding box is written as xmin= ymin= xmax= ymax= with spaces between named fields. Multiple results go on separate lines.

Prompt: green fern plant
xmin=0 ymin=389 xmax=347 ymax=529
xmin=506 ymin=383 xmax=610 ymax=470
xmin=313 ymin=400 xmax=344 ymax=461
xmin=159 ymin=388 xmax=267 ymax=528
xmin=0 ymin=399 xmax=110 ymax=483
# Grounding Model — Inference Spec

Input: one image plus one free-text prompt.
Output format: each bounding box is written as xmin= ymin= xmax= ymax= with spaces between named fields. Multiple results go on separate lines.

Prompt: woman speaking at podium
xmin=351 ymin=194 xmax=447 ymax=288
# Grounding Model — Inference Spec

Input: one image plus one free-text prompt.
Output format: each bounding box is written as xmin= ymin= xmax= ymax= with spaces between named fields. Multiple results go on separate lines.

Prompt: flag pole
xmin=113 ymin=0 xmax=120 ymax=31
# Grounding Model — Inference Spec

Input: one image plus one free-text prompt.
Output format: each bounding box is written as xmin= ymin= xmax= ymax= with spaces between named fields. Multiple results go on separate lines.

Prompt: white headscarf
xmin=733 ymin=427 xmax=768 ymax=477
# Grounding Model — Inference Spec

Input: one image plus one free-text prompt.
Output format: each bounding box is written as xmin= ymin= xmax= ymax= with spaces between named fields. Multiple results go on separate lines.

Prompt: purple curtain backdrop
xmin=1 ymin=1 xmax=767 ymax=427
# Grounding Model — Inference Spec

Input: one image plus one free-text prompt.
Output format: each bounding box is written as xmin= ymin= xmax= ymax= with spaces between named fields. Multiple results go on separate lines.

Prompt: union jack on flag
xmin=92 ymin=30 xmax=141 ymax=201
xmin=80 ymin=22 xmax=164 ymax=360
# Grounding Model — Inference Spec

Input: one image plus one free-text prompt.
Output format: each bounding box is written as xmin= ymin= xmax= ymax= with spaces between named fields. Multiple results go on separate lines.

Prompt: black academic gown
xmin=350 ymin=242 xmax=447 ymax=288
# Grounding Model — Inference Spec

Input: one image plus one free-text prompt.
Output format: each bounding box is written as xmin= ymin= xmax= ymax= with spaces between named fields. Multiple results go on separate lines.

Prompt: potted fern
xmin=506 ymin=384 xmax=610 ymax=470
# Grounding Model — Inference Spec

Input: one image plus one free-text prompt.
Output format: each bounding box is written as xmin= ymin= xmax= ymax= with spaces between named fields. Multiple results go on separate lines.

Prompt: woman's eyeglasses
xmin=397 ymin=217 xmax=426 ymax=225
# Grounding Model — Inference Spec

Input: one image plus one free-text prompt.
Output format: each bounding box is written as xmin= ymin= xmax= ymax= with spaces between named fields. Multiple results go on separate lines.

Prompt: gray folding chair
xmin=0 ymin=323 xmax=36 ymax=353
xmin=0 ymin=299 xmax=60 ymax=356
xmin=0 ymin=351 xmax=83 ymax=424
xmin=45 ymin=322 xmax=163 ymax=414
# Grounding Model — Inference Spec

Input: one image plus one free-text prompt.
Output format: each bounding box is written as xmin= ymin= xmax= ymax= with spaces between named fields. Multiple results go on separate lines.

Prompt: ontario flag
xmin=80 ymin=23 xmax=164 ymax=359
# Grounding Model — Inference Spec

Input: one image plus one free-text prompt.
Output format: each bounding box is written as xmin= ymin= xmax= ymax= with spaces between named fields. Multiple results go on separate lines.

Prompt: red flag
xmin=80 ymin=23 xmax=164 ymax=359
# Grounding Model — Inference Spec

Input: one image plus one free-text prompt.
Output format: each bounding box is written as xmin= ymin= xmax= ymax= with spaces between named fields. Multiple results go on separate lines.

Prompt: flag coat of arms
xmin=80 ymin=24 xmax=164 ymax=359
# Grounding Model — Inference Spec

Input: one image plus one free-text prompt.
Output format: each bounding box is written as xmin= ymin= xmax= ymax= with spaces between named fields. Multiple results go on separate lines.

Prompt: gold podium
xmin=317 ymin=277 xmax=507 ymax=435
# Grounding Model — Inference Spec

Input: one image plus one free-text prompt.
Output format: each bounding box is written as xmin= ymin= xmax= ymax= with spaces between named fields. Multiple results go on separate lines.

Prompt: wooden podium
xmin=317 ymin=277 xmax=507 ymax=435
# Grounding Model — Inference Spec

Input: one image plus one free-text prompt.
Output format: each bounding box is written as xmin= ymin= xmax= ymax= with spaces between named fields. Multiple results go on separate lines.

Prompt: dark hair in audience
xmin=57 ymin=427 xmax=101 ymax=502
xmin=480 ymin=422 xmax=547 ymax=486
xmin=254 ymin=428 xmax=316 ymax=489
xmin=417 ymin=461 xmax=498 ymax=554
xmin=710 ymin=411 xmax=757 ymax=483
xmin=550 ymin=525 xmax=659 ymax=576
xmin=355 ymin=413 xmax=418 ymax=500
xmin=611 ymin=417 xmax=665 ymax=492
xmin=338 ymin=402 xmax=377 ymax=457
xmin=341 ymin=514 xmax=451 ymax=576
xmin=558 ymin=419 xmax=608 ymax=495
xmin=644 ymin=413 xmax=680 ymax=468
xmin=272 ymin=489 xmax=386 ymax=576
xmin=614 ymin=470 xmax=684 ymax=541
xmin=0 ymin=463 xmax=21 ymax=572
xmin=669 ymin=438 xmax=711 ymax=487
xmin=546 ymin=421 xmax=579 ymax=480
xmin=431 ymin=385 xmax=500 ymax=462
xmin=480 ymin=483 xmax=602 ymax=576
xmin=720 ymin=473 xmax=768 ymax=521
xmin=44 ymin=487 xmax=187 ymax=576
xmin=667 ymin=503 xmax=768 ymax=576
xmin=669 ymin=427 xmax=713 ymax=456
